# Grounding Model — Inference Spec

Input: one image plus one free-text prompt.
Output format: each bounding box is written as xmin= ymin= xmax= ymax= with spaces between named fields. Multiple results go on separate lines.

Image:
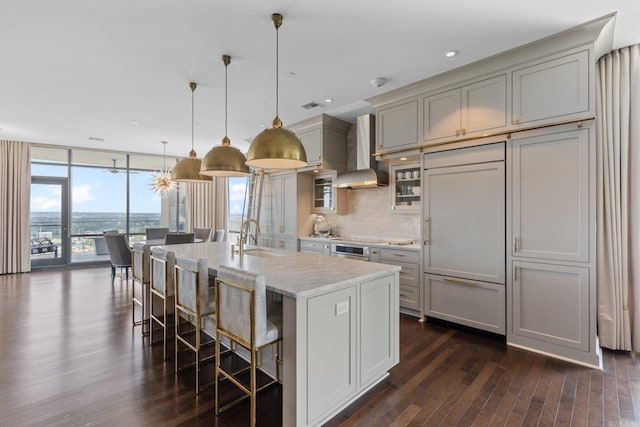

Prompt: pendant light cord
xmin=225 ymin=60 xmax=228 ymax=137
xmin=275 ymin=23 xmax=279 ymax=119
xmin=191 ymin=85 xmax=195 ymax=150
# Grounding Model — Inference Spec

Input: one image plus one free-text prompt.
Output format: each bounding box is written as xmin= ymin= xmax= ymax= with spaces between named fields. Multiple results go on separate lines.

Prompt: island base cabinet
xmin=282 ymin=271 xmax=399 ymax=427
xmin=425 ymin=274 xmax=505 ymax=335
xmin=360 ymin=275 xmax=397 ymax=387
xmin=509 ymin=261 xmax=590 ymax=353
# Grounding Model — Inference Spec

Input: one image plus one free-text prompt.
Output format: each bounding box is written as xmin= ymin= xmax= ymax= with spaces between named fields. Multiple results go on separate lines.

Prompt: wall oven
xmin=331 ymin=243 xmax=371 ymax=261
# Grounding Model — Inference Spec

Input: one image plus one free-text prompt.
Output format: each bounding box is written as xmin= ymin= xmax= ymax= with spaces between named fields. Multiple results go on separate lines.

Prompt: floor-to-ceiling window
xmin=30 ymin=145 xmax=184 ymax=267
xmin=227 ymin=175 xmax=248 ymax=243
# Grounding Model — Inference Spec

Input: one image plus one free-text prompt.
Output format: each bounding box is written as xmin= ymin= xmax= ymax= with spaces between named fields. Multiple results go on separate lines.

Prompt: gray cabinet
xmin=507 ymin=124 xmax=598 ymax=368
xmin=423 ymin=75 xmax=507 ymax=144
xmin=292 ymin=114 xmax=351 ymax=172
xmin=390 ymin=162 xmax=421 ymax=212
xmin=380 ymin=248 xmax=421 ymax=315
xmin=376 ymin=99 xmax=420 ymax=151
xmin=312 ymin=171 xmax=347 ymax=214
xmin=510 ymin=128 xmax=590 ymax=263
xmin=298 ymin=239 xmax=331 ymax=256
xmin=360 ymin=275 xmax=396 ymax=386
xmin=423 ymin=143 xmax=506 ymax=334
xmin=306 ymin=286 xmax=357 ymax=423
xmin=262 ymin=172 xmax=296 ymax=237
xmin=425 ymin=274 xmax=506 ymax=334
xmin=511 ymin=49 xmax=590 ymax=127
xmin=511 ymin=261 xmax=589 ymax=351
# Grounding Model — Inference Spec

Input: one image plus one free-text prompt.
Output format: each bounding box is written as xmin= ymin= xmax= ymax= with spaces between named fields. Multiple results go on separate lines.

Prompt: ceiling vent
xmin=88 ymin=136 xmax=105 ymax=142
xmin=301 ymin=101 xmax=321 ymax=110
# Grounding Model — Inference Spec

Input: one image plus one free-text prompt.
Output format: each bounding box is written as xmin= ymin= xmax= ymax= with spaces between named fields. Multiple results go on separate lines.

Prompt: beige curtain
xmin=0 ymin=140 xmax=31 ymax=274
xmin=184 ymin=178 xmax=227 ymax=237
xmin=596 ymin=44 xmax=640 ymax=351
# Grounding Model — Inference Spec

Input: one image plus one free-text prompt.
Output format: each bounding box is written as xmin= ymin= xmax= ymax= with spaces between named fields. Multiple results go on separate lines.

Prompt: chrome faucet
xmin=239 ymin=219 xmax=261 ymax=256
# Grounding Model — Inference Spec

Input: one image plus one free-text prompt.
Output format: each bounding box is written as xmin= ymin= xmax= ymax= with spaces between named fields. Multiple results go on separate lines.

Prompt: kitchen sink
xmin=241 ymin=248 xmax=287 ymax=257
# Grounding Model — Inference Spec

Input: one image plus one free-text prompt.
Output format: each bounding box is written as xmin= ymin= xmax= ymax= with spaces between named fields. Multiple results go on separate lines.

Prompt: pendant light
xmin=200 ymin=55 xmax=250 ymax=177
xmin=151 ymin=140 xmax=176 ymax=196
xmin=246 ymin=13 xmax=307 ymax=170
xmin=171 ymin=82 xmax=212 ymax=182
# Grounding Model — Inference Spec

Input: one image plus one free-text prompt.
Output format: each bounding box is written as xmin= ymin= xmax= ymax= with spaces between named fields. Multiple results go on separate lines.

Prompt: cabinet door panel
xmin=425 ymin=274 xmax=505 ymax=334
xmin=360 ymin=276 xmax=395 ymax=386
xmin=511 ymin=129 xmax=590 ymax=262
xmin=512 ymin=50 xmax=589 ymax=125
xmin=424 ymin=161 xmax=505 ymax=284
xmin=423 ymin=88 xmax=460 ymax=142
xmin=511 ymin=261 xmax=589 ymax=351
xmin=298 ymin=128 xmax=322 ymax=164
xmin=462 ymin=75 xmax=507 ymax=133
xmin=307 ymin=286 xmax=357 ymax=423
xmin=377 ymin=100 xmax=419 ymax=150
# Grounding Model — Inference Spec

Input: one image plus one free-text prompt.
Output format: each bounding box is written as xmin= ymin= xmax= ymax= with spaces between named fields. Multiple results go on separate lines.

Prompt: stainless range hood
xmin=333 ymin=114 xmax=388 ymax=188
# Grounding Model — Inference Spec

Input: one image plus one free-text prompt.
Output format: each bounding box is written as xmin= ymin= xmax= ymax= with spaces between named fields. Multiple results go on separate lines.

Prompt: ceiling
xmin=1 ymin=1 xmax=638 ymax=159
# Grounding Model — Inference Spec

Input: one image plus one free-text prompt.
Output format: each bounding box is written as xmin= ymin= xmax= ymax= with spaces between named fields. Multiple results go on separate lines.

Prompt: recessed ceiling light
xmin=443 ymin=50 xmax=459 ymax=58
xmin=325 ymin=98 xmax=334 ymax=103
xmin=400 ymin=157 xmax=407 ymax=161
xmin=129 ymin=121 xmax=139 ymax=125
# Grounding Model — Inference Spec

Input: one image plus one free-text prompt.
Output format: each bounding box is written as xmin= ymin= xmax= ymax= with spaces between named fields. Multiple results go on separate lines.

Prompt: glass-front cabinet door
xmin=390 ymin=162 xmax=421 ymax=212
xmin=312 ymin=172 xmax=347 ymax=214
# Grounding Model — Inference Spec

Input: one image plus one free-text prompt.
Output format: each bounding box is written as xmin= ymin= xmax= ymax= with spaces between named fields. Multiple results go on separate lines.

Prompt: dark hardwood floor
xmin=1 ymin=267 xmax=638 ymax=426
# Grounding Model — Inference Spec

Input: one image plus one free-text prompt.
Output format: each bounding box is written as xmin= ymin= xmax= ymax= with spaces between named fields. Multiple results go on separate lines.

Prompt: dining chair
xmin=193 ymin=227 xmax=212 ymax=242
xmin=150 ymin=247 xmax=176 ymax=360
xmin=214 ymin=265 xmax=283 ymax=426
xmin=104 ymin=233 xmax=132 ymax=284
xmin=213 ymin=229 xmax=225 ymax=242
xmin=146 ymin=227 xmax=169 ymax=240
xmin=174 ymin=255 xmax=216 ymax=394
xmin=132 ymin=242 xmax=151 ymax=335
xmin=165 ymin=233 xmax=195 ymax=244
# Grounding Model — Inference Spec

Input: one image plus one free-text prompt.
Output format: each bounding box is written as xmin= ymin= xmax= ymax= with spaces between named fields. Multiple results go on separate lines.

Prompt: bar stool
xmin=131 ymin=242 xmax=151 ymax=335
xmin=150 ymin=247 xmax=175 ymax=360
xmin=174 ymin=255 xmax=216 ymax=394
xmin=214 ymin=265 xmax=283 ymax=426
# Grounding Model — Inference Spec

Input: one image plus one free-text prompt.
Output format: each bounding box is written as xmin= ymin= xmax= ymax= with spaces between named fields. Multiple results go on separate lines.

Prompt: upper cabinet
xmin=312 ymin=171 xmax=347 ymax=214
xmin=376 ymin=99 xmax=420 ymax=152
xmin=511 ymin=50 xmax=590 ymax=128
xmin=389 ymin=162 xmax=420 ymax=212
xmin=366 ymin=16 xmax=612 ymax=157
xmin=262 ymin=172 xmax=297 ymax=238
xmin=291 ymin=114 xmax=351 ymax=173
xmin=423 ymin=75 xmax=507 ymax=144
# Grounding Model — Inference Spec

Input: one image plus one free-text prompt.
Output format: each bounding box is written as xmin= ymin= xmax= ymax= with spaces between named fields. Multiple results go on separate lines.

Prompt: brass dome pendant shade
xmin=200 ymin=55 xmax=250 ymax=177
xmin=171 ymin=82 xmax=212 ymax=182
xmin=246 ymin=13 xmax=307 ymax=170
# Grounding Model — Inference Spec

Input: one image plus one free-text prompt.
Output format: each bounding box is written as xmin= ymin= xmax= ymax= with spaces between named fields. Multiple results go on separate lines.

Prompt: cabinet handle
xmin=514 ymin=266 xmax=519 ymax=281
xmin=443 ymin=277 xmax=478 ymax=287
xmin=460 ymin=128 xmax=465 ymax=135
xmin=393 ymin=253 xmax=406 ymax=257
xmin=423 ymin=218 xmax=430 ymax=245
xmin=514 ymin=237 xmax=520 ymax=252
xmin=512 ymin=117 xmax=520 ymax=124
xmin=455 ymin=129 xmax=460 ymax=137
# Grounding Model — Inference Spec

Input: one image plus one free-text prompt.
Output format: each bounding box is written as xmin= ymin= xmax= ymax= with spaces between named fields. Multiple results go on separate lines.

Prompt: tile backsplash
xmin=321 ymin=186 xmax=421 ymax=241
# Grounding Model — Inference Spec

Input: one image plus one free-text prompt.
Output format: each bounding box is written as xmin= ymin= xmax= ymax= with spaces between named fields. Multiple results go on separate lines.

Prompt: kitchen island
xmin=160 ymin=241 xmax=401 ymax=427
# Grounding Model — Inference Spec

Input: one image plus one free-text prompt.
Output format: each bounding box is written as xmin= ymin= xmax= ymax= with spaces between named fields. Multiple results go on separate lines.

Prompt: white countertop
xmin=299 ymin=236 xmax=421 ymax=251
xmin=157 ymin=241 xmax=400 ymax=299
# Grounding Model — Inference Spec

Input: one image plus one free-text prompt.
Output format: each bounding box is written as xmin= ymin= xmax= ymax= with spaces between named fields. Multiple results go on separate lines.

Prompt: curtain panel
xmin=596 ymin=44 xmax=640 ymax=351
xmin=0 ymin=140 xmax=31 ymax=274
xmin=184 ymin=178 xmax=227 ymax=237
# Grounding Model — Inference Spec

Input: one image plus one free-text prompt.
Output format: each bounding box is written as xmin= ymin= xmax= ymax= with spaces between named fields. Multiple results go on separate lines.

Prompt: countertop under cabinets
xmin=298 ymin=236 xmax=420 ymax=251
